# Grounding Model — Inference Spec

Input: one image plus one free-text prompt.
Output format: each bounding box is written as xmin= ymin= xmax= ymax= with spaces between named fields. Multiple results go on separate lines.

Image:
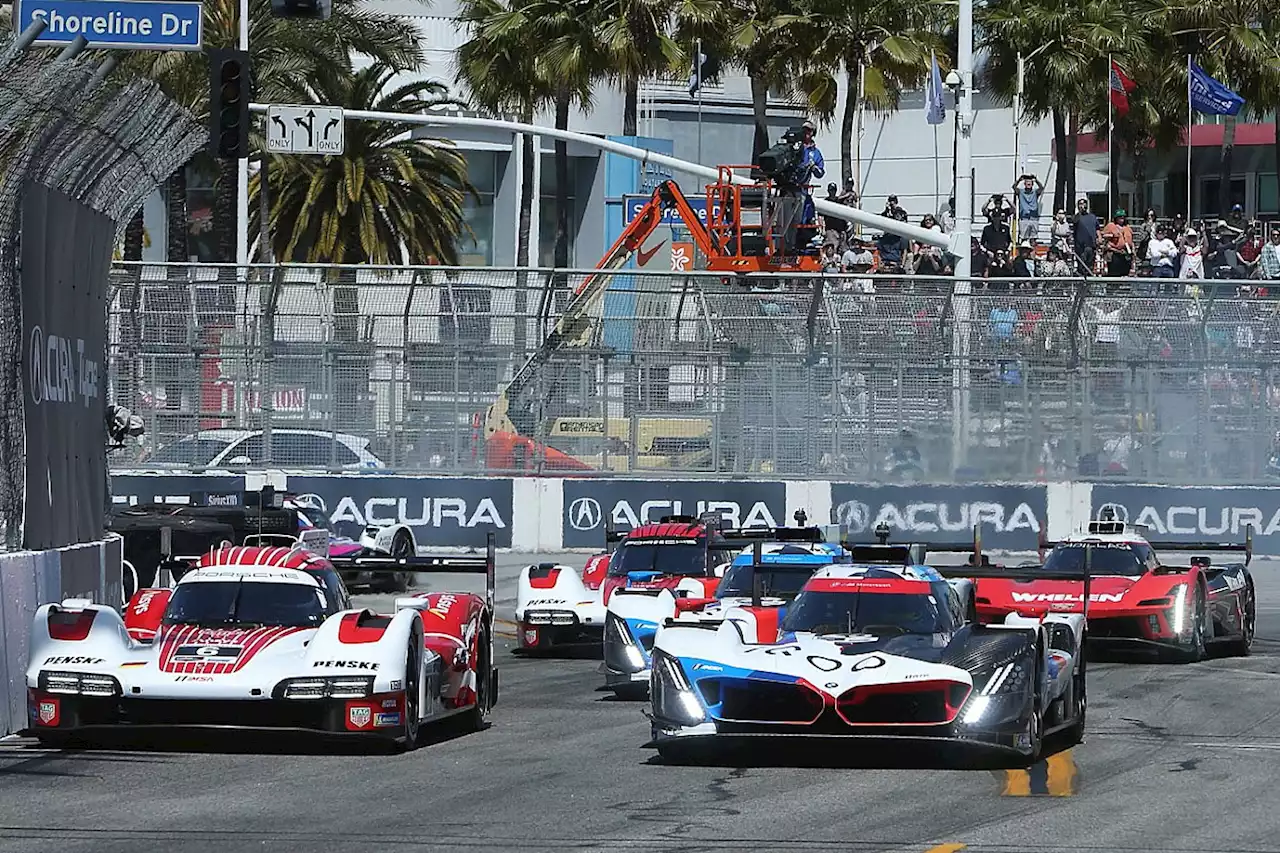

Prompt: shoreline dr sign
xmin=623 ymin=194 xmax=721 ymax=228
xmin=14 ymin=0 xmax=204 ymax=50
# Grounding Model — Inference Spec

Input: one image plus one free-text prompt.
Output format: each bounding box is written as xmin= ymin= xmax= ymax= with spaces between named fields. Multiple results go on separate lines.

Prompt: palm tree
xmin=456 ymin=0 xmax=555 ymax=271
xmin=597 ymin=0 xmax=684 ymax=135
xmin=980 ymin=0 xmax=1147 ymax=207
xmin=774 ymin=0 xmax=949 ymax=186
xmin=139 ymin=0 xmax=427 ymax=261
xmin=250 ymin=63 xmax=474 ymax=264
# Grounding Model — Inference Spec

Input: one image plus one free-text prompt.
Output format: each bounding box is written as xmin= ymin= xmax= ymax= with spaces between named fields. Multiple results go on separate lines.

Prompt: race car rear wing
xmin=1038 ymin=522 xmax=1254 ymax=566
xmin=936 ymin=526 xmax=1097 ymax=618
xmin=328 ymin=532 xmax=497 ymax=618
xmin=745 ymin=540 xmax=830 ymax=607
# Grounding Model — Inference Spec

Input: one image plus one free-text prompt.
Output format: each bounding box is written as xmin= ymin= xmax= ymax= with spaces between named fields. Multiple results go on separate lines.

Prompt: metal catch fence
xmin=107 ymin=262 xmax=1280 ymax=484
xmin=0 ymin=31 xmax=204 ymax=549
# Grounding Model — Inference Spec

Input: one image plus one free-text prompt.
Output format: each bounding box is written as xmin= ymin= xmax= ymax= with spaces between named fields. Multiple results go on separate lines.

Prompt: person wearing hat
xmin=1146 ymin=223 xmax=1178 ymax=278
xmin=1012 ymin=240 xmax=1037 ymax=278
xmin=1101 ymin=208 xmax=1134 ymax=278
xmin=775 ymin=118 xmax=825 ymax=252
xmin=1227 ymin=202 xmax=1247 ymax=233
xmin=1180 ymin=227 xmax=1204 ymax=279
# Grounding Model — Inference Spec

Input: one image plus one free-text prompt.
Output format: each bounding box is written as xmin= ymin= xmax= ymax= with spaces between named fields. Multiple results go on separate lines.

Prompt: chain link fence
xmin=0 ymin=30 xmax=205 ymax=548
xmin=106 ymin=262 xmax=1280 ymax=484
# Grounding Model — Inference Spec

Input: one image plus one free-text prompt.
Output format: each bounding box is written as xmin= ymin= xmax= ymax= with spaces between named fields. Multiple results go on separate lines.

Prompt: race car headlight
xmin=604 ymin=613 xmax=646 ymax=674
xmin=976 ymin=660 xmax=1029 ymax=697
xmin=39 ymin=671 xmax=122 ymax=697
xmin=278 ymin=676 xmax=374 ymax=700
xmin=1171 ymin=583 xmax=1188 ymax=635
xmin=650 ymin=651 xmax=706 ymax=726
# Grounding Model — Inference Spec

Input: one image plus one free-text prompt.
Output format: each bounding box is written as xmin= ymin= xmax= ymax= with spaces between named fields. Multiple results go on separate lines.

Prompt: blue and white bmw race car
xmin=646 ymin=544 xmax=1092 ymax=766
xmin=603 ymin=530 xmax=847 ymax=698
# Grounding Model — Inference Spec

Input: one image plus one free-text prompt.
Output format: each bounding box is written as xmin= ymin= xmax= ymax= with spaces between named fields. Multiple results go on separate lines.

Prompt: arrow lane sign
xmin=271 ymin=115 xmax=287 ymax=139
xmin=323 ymin=117 xmax=339 ymax=140
xmin=294 ymin=109 xmax=316 ymax=147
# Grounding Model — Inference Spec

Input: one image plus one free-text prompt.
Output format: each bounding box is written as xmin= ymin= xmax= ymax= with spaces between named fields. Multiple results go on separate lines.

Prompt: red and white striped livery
xmin=26 ymin=539 xmax=498 ymax=751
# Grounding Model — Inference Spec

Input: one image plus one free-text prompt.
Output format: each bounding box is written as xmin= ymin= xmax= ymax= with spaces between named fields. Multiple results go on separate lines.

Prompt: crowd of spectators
xmin=813 ymin=183 xmax=1280 ymax=289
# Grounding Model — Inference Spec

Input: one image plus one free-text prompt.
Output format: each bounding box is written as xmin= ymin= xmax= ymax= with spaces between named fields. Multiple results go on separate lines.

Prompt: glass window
xmin=269 ymin=433 xmax=357 ymax=466
xmin=466 ymin=151 xmax=498 ymax=195
xmin=459 ymin=194 xmax=494 ymax=265
xmin=608 ymin=541 xmax=707 ymax=576
xmin=1200 ymin=177 xmax=1246 ymax=216
xmin=781 ymin=590 xmax=948 ymax=636
xmin=1042 ymin=543 xmax=1145 ymax=576
xmin=222 ymin=435 xmax=264 ymax=464
xmin=1259 ymin=173 xmax=1278 ymax=215
xmin=164 ymin=581 xmax=330 ymax=627
xmin=144 ymin=436 xmax=236 ymax=466
xmin=540 ymin=154 xmax=576 ymax=266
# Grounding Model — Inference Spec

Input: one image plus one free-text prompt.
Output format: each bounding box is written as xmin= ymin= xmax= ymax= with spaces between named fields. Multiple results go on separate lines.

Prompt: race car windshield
xmin=717 ymin=564 xmax=813 ymax=600
xmin=295 ymin=504 xmax=336 ymax=533
xmin=781 ymin=591 xmax=948 ymax=636
xmin=163 ymin=581 xmax=328 ymax=628
xmin=1042 ymin=544 xmax=1145 ymax=576
xmin=608 ymin=542 xmax=707 ymax=577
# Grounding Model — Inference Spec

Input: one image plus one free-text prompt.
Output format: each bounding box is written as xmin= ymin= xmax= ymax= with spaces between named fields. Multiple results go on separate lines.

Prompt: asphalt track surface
xmin=4 ymin=554 xmax=1280 ymax=853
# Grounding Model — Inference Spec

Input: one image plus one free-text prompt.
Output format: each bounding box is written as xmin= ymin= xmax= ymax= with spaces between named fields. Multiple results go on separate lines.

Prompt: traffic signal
xmin=269 ymin=0 xmax=332 ymax=19
xmin=209 ymin=48 xmax=251 ymax=159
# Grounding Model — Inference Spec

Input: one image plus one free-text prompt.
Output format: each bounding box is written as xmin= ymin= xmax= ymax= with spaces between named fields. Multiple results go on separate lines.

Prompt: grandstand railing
xmin=106 ymin=262 xmax=1280 ymax=484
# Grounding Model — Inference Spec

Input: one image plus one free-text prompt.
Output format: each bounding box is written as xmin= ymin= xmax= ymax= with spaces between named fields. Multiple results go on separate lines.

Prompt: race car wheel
xmin=378 ymin=531 xmax=415 ymax=593
xmin=1177 ymin=583 xmax=1208 ymax=663
xmin=1223 ymin=580 xmax=1256 ymax=658
xmin=463 ymin=623 xmax=491 ymax=733
xmin=398 ymin=633 xmax=422 ymax=751
xmin=1064 ymin=674 xmax=1086 ymax=745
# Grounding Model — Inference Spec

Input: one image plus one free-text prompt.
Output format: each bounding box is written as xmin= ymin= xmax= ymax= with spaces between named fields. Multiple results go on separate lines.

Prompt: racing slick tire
xmin=463 ymin=624 xmax=492 ymax=733
xmin=377 ymin=531 xmax=415 ymax=594
xmin=1064 ymin=672 xmax=1086 ymax=746
xmin=393 ymin=631 xmax=423 ymax=752
xmin=1176 ymin=582 xmax=1209 ymax=663
xmin=1222 ymin=579 xmax=1256 ymax=658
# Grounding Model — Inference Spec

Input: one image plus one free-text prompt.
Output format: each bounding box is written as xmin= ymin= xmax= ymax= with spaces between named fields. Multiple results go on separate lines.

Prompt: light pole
xmin=950 ymin=0 xmax=974 ymax=475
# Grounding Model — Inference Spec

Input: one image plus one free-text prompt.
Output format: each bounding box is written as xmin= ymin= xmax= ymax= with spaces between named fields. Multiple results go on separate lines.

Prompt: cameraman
xmin=775 ymin=119 xmax=825 ymax=252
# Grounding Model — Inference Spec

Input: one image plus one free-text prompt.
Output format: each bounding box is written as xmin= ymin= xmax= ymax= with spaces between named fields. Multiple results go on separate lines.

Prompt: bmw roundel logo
xmin=568 ymin=497 xmax=603 ymax=531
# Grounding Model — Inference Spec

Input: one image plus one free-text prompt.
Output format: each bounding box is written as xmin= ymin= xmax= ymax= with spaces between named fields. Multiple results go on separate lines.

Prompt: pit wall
xmin=111 ymin=474 xmax=1278 ymax=555
xmin=0 ymin=535 xmax=123 ymax=736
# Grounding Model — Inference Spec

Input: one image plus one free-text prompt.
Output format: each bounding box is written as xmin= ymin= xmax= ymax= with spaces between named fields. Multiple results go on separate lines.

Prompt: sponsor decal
xmin=1222 ymin=573 xmax=1246 ymax=592
xmin=1010 ymin=592 xmax=1125 ymax=604
xmin=174 ymin=675 xmax=215 ymax=682
xmin=568 ymin=498 xmax=603 ymax=531
xmin=172 ymin=644 xmax=243 ymax=664
xmin=44 ymin=656 xmax=103 ymax=665
xmin=28 ymin=325 xmax=99 ymax=408
xmin=313 ymin=660 xmax=380 ymax=670
xmin=374 ymin=712 xmax=401 ymax=727
xmin=523 ymin=628 xmax=539 ymax=646
xmin=381 ymin=698 xmax=400 ymax=709
xmin=331 ymin=497 xmax=505 ymax=529
xmin=525 ymin=598 xmax=568 ymax=607
xmin=1095 ymin=500 xmax=1280 ymax=537
xmin=348 ymin=706 xmax=372 ymax=729
xmin=133 ymin=591 xmax=161 ymax=613
xmin=390 ymin=680 xmax=403 ymax=691
xmin=691 ymin=663 xmax=723 ymax=672
xmin=37 ymin=700 xmax=59 ymax=726
xmin=427 ymin=594 xmax=458 ymax=620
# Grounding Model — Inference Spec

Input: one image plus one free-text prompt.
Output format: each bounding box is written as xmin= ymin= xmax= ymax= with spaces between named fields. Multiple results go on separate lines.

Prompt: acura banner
xmin=288 ymin=475 xmax=513 ymax=548
xmin=561 ymin=479 xmax=787 ymax=549
xmin=21 ymin=185 xmax=114 ymax=549
xmin=1091 ymin=484 xmax=1276 ymax=548
xmin=830 ymin=483 xmax=1047 ymax=551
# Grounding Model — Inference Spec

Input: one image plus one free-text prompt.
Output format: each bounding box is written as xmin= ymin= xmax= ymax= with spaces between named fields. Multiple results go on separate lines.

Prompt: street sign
xmin=14 ymin=0 xmax=204 ymax=50
xmin=265 ymin=105 xmax=344 ymax=156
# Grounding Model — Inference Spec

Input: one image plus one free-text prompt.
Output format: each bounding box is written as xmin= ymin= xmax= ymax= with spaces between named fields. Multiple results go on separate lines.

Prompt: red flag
xmin=1110 ymin=59 xmax=1136 ymax=116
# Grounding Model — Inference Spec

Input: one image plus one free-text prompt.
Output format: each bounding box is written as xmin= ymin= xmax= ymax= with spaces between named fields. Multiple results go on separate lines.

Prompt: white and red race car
xmin=27 ymin=537 xmax=498 ymax=750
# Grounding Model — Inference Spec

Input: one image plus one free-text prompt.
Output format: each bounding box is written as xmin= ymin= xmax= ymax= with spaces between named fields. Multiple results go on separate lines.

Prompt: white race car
xmin=604 ymin=532 xmax=848 ymax=698
xmin=647 ymin=551 xmax=1091 ymax=765
xmin=28 ymin=537 xmax=499 ymax=750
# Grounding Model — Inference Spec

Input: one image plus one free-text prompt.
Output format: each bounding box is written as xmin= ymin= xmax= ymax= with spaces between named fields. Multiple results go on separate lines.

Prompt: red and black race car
xmin=972 ymin=520 xmax=1255 ymax=661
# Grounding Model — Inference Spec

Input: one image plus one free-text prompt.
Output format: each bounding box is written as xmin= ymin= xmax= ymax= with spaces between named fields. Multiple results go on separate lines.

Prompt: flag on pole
xmin=1109 ymin=59 xmax=1136 ymax=117
xmin=926 ymin=52 xmax=946 ymax=125
xmin=687 ymin=48 xmax=718 ymax=98
xmin=1189 ymin=62 xmax=1245 ymax=116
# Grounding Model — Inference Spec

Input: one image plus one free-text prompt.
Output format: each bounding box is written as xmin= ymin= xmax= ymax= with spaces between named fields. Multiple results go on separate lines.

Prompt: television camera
xmin=756 ymin=126 xmax=808 ymax=185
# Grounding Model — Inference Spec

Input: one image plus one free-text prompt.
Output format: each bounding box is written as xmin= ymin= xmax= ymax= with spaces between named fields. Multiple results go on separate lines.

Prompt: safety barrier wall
xmin=0 ymin=535 xmax=124 ymax=736
xmin=110 ymin=473 xmax=1280 ymax=555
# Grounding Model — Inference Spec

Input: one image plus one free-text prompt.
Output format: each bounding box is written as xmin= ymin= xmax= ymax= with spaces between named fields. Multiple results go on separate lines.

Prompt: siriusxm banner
xmin=111 ymin=474 xmax=245 ymax=506
xmin=1091 ymin=485 xmax=1274 ymax=547
xmin=562 ymin=479 xmax=787 ymax=549
xmin=288 ymin=476 xmax=512 ymax=548
xmin=831 ymin=483 xmax=1047 ymax=551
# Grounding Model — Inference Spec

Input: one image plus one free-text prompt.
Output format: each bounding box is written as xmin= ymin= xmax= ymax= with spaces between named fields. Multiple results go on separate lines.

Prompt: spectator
xmin=1260 ymin=227 xmax=1280 ymax=280
xmin=1050 ymin=209 xmax=1072 ymax=254
xmin=842 ymin=237 xmax=875 ymax=271
xmin=989 ymin=302 xmax=1018 ymax=340
xmin=1072 ymin=199 xmax=1100 ymax=275
xmin=938 ymin=197 xmax=956 ymax=232
xmin=1227 ymin=203 xmax=1247 ymax=233
xmin=821 ymin=182 xmax=849 ymax=251
xmin=1089 ymin=301 xmax=1124 ymax=360
xmin=876 ymin=213 xmax=906 ymax=272
xmin=1171 ymin=212 xmax=1187 ymax=241
xmin=1013 ymin=174 xmax=1045 ymax=243
xmin=912 ymin=215 xmax=947 ymax=275
xmin=981 ymin=212 xmax=1012 ymax=257
xmin=1180 ymin=228 xmax=1204 ymax=279
xmin=1136 ymin=209 xmax=1158 ymax=259
xmin=983 ymin=193 xmax=1014 ymax=222
xmin=1238 ymin=223 xmax=1264 ymax=277
xmin=970 ymin=236 xmax=989 ymax=279
xmin=1147 ymin=224 xmax=1178 ymax=278
xmin=820 ymin=242 xmax=841 ymax=272
xmin=883 ymin=194 xmax=907 ymax=220
xmin=1012 ymin=241 xmax=1037 ymax=278
xmin=1040 ymin=244 xmax=1073 ymax=279
xmin=1101 ymin=209 xmax=1135 ymax=278
xmin=837 ymin=178 xmax=858 ymax=210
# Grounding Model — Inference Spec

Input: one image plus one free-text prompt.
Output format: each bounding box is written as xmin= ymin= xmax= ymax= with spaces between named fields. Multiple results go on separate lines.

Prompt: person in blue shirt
xmin=989 ymin=304 xmax=1018 ymax=340
xmin=774 ymin=120 xmax=825 ymax=253
xmin=1013 ymin=174 xmax=1044 ymax=243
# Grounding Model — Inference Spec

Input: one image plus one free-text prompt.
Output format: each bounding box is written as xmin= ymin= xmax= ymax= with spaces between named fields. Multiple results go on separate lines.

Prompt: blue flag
xmin=1189 ymin=62 xmax=1244 ymax=117
xmin=926 ymin=53 xmax=945 ymax=126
